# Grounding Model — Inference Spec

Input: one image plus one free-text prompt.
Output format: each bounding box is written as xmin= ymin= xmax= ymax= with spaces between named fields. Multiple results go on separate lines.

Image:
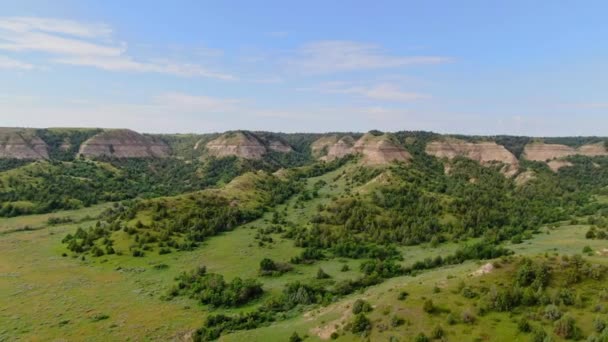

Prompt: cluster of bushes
xmin=62 ymin=225 xmax=114 ymax=256
xmin=586 ymin=226 xmax=608 ymax=240
xmin=445 ymin=256 xmax=608 ymax=341
xmin=47 ymin=216 xmax=74 ymax=225
xmin=258 ymin=258 xmax=293 ymax=276
xmin=407 ymin=241 xmax=512 ymax=273
xmin=478 ymin=256 xmax=605 ymax=314
xmin=166 ymin=266 xmax=263 ymax=308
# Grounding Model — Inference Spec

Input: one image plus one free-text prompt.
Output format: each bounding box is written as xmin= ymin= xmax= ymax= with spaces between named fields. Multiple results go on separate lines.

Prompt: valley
xmin=2 ymin=128 xmax=608 ymax=341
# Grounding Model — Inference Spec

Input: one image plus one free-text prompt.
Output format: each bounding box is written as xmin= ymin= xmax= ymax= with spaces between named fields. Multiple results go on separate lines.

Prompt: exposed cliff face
xmin=426 ymin=139 xmax=519 ymax=176
xmin=353 ymin=133 xmax=411 ymax=165
xmin=523 ymin=142 xmax=608 ymax=162
xmin=78 ymin=129 xmax=170 ymax=158
xmin=310 ymin=135 xmax=356 ymax=161
xmin=310 ymin=135 xmax=339 ymax=158
xmin=268 ymin=140 xmax=293 ymax=153
xmin=204 ymin=131 xmax=292 ymax=160
xmin=0 ymin=128 xmax=49 ymax=160
xmin=324 ymin=136 xmax=355 ymax=161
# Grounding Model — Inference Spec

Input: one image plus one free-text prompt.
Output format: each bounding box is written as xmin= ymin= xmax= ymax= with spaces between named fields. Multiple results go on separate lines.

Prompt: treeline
xmin=0 ymin=157 xmax=245 ymax=217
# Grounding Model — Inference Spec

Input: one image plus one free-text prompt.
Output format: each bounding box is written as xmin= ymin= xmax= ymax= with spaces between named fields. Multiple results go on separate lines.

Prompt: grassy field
xmin=224 ymin=223 xmax=608 ymax=342
xmin=0 ymin=164 xmax=367 ymax=341
xmin=2 ymin=164 xmax=608 ymax=341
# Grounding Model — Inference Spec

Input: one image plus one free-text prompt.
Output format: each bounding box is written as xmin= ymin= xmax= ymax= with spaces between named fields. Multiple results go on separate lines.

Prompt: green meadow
xmin=2 ymin=201 xmax=606 ymax=341
xmin=2 ymin=160 xmax=608 ymax=341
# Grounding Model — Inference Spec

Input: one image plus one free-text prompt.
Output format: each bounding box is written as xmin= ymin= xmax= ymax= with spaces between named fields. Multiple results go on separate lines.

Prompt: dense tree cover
xmin=63 ymin=171 xmax=305 ymax=256
xmin=293 ymin=155 xmax=608 ymax=255
xmin=0 ymin=159 xmax=32 ymax=172
xmin=0 ymin=157 xmax=248 ymax=217
xmin=166 ymin=266 xmax=263 ymax=308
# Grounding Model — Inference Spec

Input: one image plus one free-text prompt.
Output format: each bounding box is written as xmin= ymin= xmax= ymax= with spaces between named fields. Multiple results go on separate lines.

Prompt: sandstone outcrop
xmin=547 ymin=160 xmax=573 ymax=172
xmin=311 ymin=135 xmax=356 ymax=161
xmin=268 ymin=140 xmax=293 ymax=153
xmin=523 ymin=142 xmax=608 ymax=162
xmin=310 ymin=135 xmax=339 ymax=158
xmin=353 ymin=133 xmax=411 ymax=165
xmin=78 ymin=129 xmax=170 ymax=158
xmin=426 ymin=138 xmax=519 ymax=176
xmin=324 ymin=136 xmax=355 ymax=161
xmin=204 ymin=131 xmax=293 ymax=160
xmin=0 ymin=128 xmax=49 ymax=159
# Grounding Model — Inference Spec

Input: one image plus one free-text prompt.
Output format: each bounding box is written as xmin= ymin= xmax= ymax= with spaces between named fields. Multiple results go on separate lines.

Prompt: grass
xmin=0 ymin=163 xmax=364 ymax=340
xmin=221 ymin=222 xmax=608 ymax=342
xmin=2 ymin=162 xmax=608 ymax=341
xmin=0 ymin=203 xmax=112 ymax=234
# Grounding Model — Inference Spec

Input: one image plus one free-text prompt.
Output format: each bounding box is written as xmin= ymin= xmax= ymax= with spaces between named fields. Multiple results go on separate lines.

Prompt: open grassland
xmin=0 ymin=203 xmax=112 ymax=234
xmin=2 ymin=162 xmax=608 ymax=341
xmin=0 ymin=164 xmax=368 ymax=341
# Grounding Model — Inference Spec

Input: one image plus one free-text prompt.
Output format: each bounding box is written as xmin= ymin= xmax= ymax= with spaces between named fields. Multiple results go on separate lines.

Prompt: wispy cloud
xmin=305 ymin=82 xmax=430 ymax=102
xmin=0 ymin=16 xmax=236 ymax=80
xmin=285 ymin=40 xmax=449 ymax=73
xmin=55 ymin=56 xmax=236 ymax=80
xmin=0 ymin=17 xmax=112 ymax=38
xmin=0 ymin=55 xmax=35 ymax=70
xmin=154 ymin=92 xmax=243 ymax=112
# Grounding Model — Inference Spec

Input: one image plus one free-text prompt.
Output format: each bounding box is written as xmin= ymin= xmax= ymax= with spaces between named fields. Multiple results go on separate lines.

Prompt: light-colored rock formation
xmin=310 ymin=135 xmax=339 ymax=158
xmin=205 ymin=131 xmax=267 ymax=160
xmin=523 ymin=142 xmax=608 ymax=162
xmin=547 ymin=160 xmax=573 ymax=172
xmin=311 ymin=135 xmax=356 ymax=161
xmin=353 ymin=133 xmax=411 ymax=165
xmin=203 ymin=132 xmax=293 ymax=160
xmin=322 ymin=136 xmax=356 ymax=161
xmin=268 ymin=140 xmax=293 ymax=153
xmin=426 ymin=138 xmax=519 ymax=176
xmin=0 ymin=128 xmax=49 ymax=159
xmin=515 ymin=170 xmax=536 ymax=186
xmin=577 ymin=143 xmax=608 ymax=157
xmin=78 ymin=129 xmax=170 ymax=158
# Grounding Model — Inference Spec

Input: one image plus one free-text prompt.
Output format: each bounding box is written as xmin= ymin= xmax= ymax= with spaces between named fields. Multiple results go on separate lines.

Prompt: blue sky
xmin=0 ymin=0 xmax=607 ymax=135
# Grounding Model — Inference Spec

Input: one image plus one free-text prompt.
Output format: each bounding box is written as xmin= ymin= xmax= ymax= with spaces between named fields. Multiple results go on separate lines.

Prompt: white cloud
xmin=55 ymin=56 xmax=237 ymax=80
xmin=307 ymin=82 xmax=430 ymax=102
xmin=0 ymin=31 xmax=125 ymax=56
xmin=0 ymin=17 xmax=112 ymax=38
xmin=286 ymin=40 xmax=449 ymax=73
xmin=0 ymin=55 xmax=34 ymax=70
xmin=0 ymin=16 xmax=236 ymax=80
xmin=154 ymin=92 xmax=243 ymax=112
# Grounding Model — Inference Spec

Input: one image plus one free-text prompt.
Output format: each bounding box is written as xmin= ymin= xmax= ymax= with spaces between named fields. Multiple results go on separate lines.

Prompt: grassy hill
xmin=2 ymin=129 xmax=608 ymax=341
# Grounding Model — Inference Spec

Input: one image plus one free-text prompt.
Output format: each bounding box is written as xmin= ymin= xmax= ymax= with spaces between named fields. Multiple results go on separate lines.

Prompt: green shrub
xmin=351 ymin=314 xmax=371 ymax=334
